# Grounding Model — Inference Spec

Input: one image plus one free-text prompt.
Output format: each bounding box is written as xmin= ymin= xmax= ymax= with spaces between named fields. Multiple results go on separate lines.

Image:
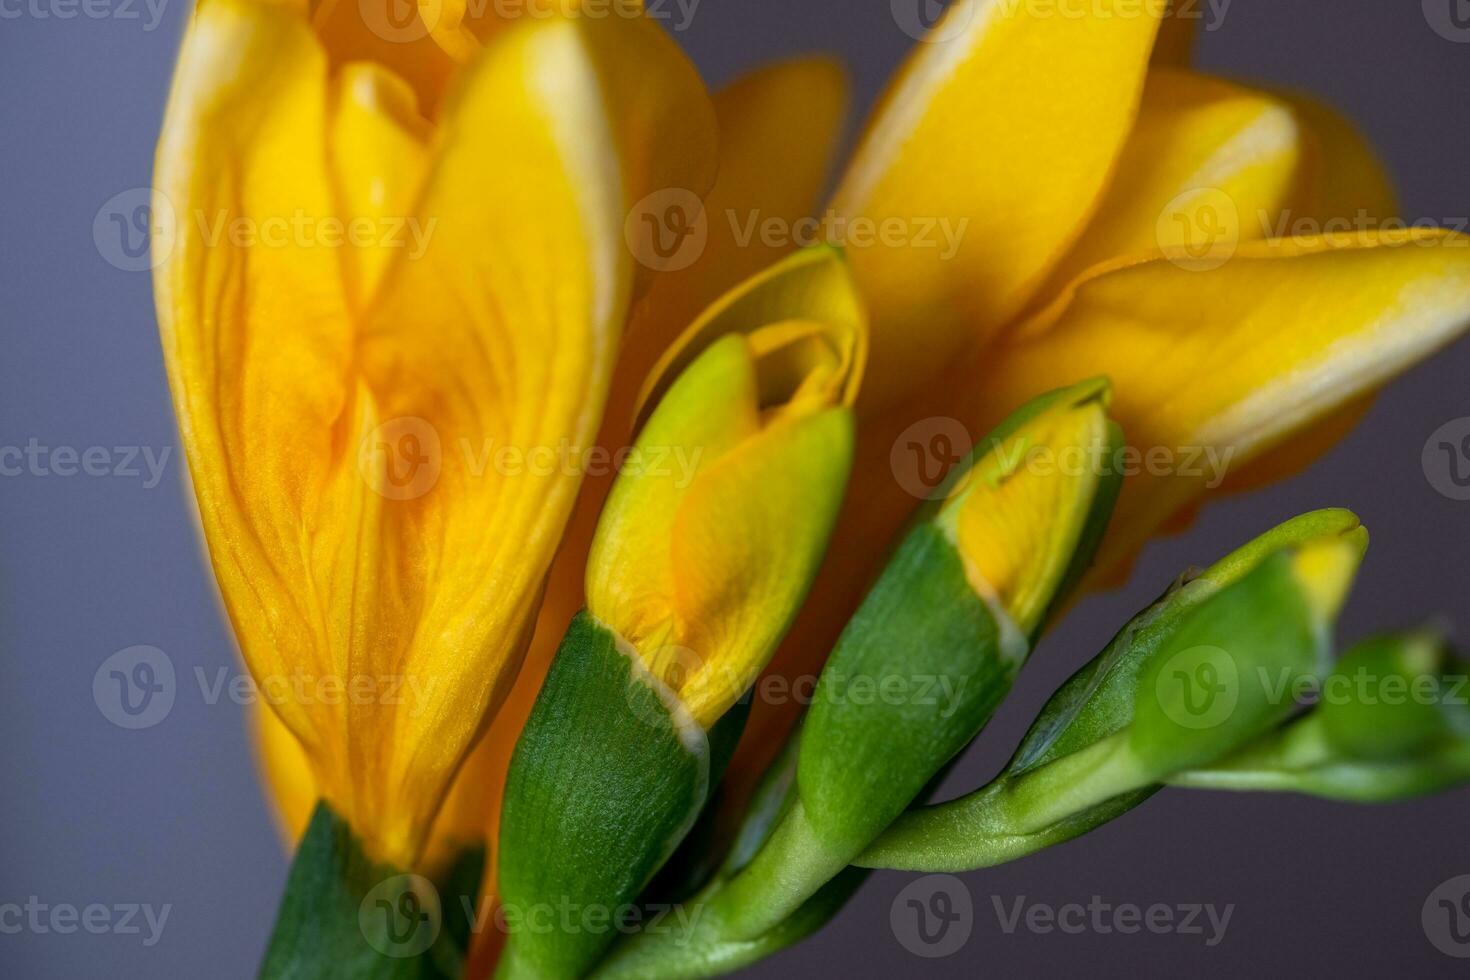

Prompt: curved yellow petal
xmin=1040 ymin=68 xmax=1304 ymax=293
xmin=1276 ymin=88 xmax=1396 ymax=226
xmin=252 ymin=702 xmax=499 ymax=876
xmin=329 ymin=62 xmax=432 ymax=312
xmin=830 ymin=0 xmax=1163 ymax=411
xmin=625 ymin=57 xmax=851 ymax=376
xmin=157 ymin=1 xmax=717 ymax=865
xmin=970 ymin=229 xmax=1470 ymax=583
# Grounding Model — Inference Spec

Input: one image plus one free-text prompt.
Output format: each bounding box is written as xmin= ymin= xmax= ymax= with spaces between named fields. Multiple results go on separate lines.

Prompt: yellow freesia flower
xmin=254 ymin=0 xmax=1470 ymax=902
xmin=737 ymin=0 xmax=1470 ymax=769
xmin=156 ymin=0 xmax=717 ymax=866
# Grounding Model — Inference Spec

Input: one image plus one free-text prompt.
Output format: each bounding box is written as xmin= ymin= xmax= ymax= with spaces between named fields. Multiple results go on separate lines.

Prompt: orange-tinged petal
xmin=830 ymin=0 xmax=1163 ymax=412
xmin=1151 ymin=0 xmax=1199 ymax=66
xmin=968 ymin=230 xmax=1470 ymax=583
xmin=625 ymin=57 xmax=851 ymax=372
xmin=329 ymin=62 xmax=432 ymax=312
xmin=1040 ymin=68 xmax=1304 ymax=293
xmin=157 ymin=1 xmax=717 ymax=865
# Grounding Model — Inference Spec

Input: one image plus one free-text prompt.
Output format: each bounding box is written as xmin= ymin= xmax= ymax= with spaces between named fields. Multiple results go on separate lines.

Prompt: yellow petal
xmin=1040 ymin=69 xmax=1304 ymax=292
xmin=156 ymin=0 xmax=717 ymax=865
xmin=968 ymin=229 xmax=1470 ymax=583
xmin=1151 ymin=0 xmax=1199 ymax=66
xmin=156 ymin=0 xmax=356 ymax=770
xmin=1276 ymin=89 xmax=1396 ymax=226
xmin=670 ymin=406 xmax=854 ymax=727
xmin=941 ymin=381 xmax=1115 ymax=636
xmin=252 ymin=701 xmax=499 ymax=876
xmin=329 ymin=62 xmax=431 ymax=312
xmin=831 ymin=0 xmax=1163 ymax=411
xmin=624 ymin=57 xmax=851 ymax=375
xmin=587 ymin=249 xmax=866 ymax=729
xmin=310 ymin=0 xmax=466 ymax=115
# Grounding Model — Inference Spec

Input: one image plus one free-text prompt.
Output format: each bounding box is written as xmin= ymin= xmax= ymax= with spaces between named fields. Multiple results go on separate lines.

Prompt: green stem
xmin=856 ymin=732 xmax=1155 ymax=873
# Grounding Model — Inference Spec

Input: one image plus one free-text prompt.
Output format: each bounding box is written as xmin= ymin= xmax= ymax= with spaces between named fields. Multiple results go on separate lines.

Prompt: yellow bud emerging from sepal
xmin=588 ymin=253 xmax=863 ymax=730
xmin=935 ymin=379 xmax=1120 ymax=638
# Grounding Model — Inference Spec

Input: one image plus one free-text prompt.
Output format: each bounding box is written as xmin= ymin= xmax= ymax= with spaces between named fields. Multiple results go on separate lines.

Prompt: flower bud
xmin=587 ymin=317 xmax=859 ymax=729
xmin=858 ymin=509 xmax=1369 ymax=872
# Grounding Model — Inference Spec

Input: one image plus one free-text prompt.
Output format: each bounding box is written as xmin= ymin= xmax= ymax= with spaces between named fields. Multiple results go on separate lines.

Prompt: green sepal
xmin=1130 ymin=549 xmax=1325 ymax=776
xmin=798 ymin=521 xmax=1010 ymax=858
xmin=1004 ymin=510 xmax=1360 ymax=780
xmin=1171 ymin=630 xmax=1470 ymax=802
xmin=259 ymin=802 xmax=482 ymax=980
xmin=858 ymin=510 xmax=1364 ymax=872
xmin=497 ymin=611 xmax=715 ymax=979
xmin=638 ymin=695 xmax=752 ymax=904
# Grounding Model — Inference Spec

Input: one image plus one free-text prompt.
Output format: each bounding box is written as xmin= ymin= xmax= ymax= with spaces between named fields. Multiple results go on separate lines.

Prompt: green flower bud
xmin=857 ymin=510 xmax=1368 ymax=872
xmin=1171 ymin=630 xmax=1470 ymax=802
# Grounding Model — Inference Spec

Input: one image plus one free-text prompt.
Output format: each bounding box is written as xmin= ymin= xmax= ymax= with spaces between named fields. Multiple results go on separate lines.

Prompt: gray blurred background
xmin=3 ymin=1 xmax=1469 ymax=976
